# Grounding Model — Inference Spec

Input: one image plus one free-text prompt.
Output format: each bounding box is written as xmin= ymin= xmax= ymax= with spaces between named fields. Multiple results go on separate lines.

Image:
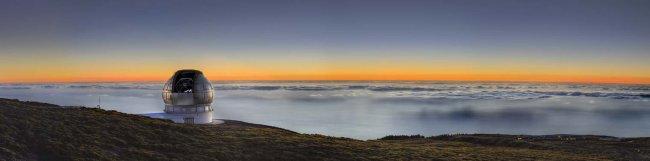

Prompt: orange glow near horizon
xmin=2 ymin=70 xmax=649 ymax=84
xmin=2 ymin=51 xmax=649 ymax=84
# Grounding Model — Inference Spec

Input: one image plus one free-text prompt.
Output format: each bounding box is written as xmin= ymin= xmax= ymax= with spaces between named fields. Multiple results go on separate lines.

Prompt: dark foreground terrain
xmin=0 ymin=98 xmax=648 ymax=161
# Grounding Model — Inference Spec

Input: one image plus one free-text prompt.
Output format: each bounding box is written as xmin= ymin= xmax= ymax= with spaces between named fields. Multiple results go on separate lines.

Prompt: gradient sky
xmin=1 ymin=0 xmax=649 ymax=83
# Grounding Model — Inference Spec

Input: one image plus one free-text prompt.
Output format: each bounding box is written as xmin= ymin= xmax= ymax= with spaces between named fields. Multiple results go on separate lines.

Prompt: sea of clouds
xmin=2 ymin=81 xmax=649 ymax=139
xmin=2 ymin=81 xmax=648 ymax=100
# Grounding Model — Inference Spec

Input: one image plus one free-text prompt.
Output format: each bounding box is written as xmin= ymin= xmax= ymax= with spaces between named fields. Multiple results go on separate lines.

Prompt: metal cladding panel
xmin=163 ymin=77 xmax=173 ymax=91
xmin=162 ymin=91 xmax=173 ymax=104
xmin=192 ymin=92 xmax=214 ymax=105
xmin=171 ymin=93 xmax=195 ymax=105
xmin=162 ymin=77 xmax=174 ymax=104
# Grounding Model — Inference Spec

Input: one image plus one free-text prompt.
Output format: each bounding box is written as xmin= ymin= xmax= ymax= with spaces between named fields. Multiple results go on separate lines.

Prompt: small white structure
xmin=160 ymin=69 xmax=214 ymax=124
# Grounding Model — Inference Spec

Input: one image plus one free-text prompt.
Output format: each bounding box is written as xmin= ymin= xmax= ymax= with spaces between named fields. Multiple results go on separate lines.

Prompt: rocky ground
xmin=0 ymin=98 xmax=648 ymax=161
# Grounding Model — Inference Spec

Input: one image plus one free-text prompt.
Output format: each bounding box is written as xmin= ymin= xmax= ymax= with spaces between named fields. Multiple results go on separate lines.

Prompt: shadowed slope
xmin=0 ymin=98 xmax=646 ymax=160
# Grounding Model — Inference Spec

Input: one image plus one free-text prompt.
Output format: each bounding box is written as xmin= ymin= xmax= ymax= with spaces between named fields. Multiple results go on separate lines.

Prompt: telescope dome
xmin=162 ymin=69 xmax=214 ymax=114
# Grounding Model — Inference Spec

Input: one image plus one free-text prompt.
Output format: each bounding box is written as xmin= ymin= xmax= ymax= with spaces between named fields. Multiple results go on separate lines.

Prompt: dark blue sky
xmin=1 ymin=0 xmax=649 ymax=82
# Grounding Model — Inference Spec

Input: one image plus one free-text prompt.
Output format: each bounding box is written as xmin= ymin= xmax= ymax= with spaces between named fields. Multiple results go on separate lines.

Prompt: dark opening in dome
xmin=172 ymin=70 xmax=200 ymax=93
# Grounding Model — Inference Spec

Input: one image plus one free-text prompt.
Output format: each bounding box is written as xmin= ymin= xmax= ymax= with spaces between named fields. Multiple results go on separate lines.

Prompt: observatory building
xmin=161 ymin=69 xmax=214 ymax=124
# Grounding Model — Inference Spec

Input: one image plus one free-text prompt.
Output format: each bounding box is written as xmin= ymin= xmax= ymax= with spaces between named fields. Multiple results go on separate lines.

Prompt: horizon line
xmin=2 ymin=79 xmax=650 ymax=85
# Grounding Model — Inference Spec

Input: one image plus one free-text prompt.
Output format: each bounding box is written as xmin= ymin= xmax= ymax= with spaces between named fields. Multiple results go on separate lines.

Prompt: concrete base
xmin=142 ymin=111 xmax=214 ymax=124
